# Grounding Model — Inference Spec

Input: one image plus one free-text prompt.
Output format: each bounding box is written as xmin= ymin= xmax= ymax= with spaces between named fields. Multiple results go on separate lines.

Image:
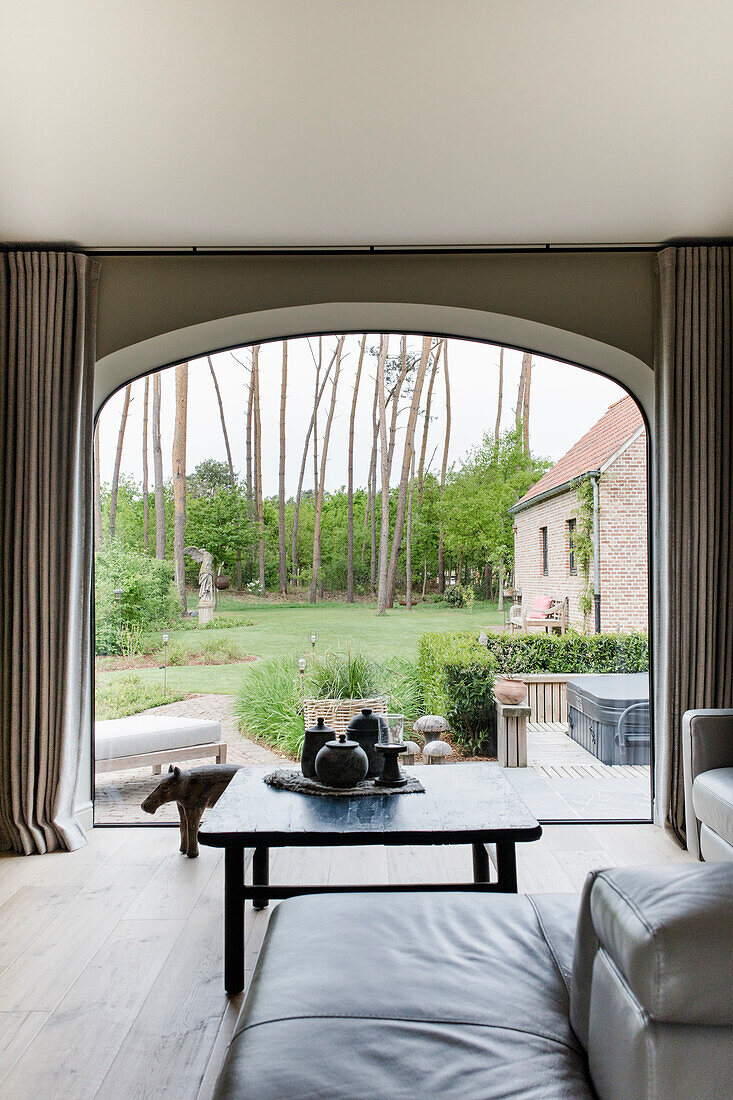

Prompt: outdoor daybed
xmin=213 ymin=863 xmax=733 ymax=1099
xmin=95 ymin=715 xmax=226 ymax=774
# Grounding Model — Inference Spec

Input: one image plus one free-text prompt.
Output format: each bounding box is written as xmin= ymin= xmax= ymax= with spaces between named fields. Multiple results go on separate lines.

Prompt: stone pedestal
xmin=198 ymin=601 xmax=215 ymax=626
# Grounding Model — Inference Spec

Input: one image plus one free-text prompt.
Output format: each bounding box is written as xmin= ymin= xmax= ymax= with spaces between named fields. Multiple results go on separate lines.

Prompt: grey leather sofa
xmin=214 ymin=863 xmax=733 ymax=1100
xmin=683 ymin=708 xmax=733 ymax=860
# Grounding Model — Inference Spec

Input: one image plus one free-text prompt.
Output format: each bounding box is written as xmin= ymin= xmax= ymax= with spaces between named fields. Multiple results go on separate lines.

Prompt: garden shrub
xmin=306 ymin=651 xmax=383 ymax=701
xmin=482 ymin=630 xmax=649 ymax=674
xmin=95 ymin=543 xmax=179 ymax=655
xmin=234 ymin=657 xmax=305 ymax=756
xmin=443 ymin=584 xmax=474 ymax=610
xmin=417 ymin=632 xmax=496 ymax=753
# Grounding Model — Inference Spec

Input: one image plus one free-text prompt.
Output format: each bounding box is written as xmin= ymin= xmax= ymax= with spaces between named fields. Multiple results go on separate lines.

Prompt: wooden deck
xmin=0 ymin=820 xmax=693 ymax=1099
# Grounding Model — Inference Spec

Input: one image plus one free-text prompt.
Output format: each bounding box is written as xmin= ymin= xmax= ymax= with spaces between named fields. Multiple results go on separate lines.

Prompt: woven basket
xmin=303 ymin=696 xmax=389 ymax=737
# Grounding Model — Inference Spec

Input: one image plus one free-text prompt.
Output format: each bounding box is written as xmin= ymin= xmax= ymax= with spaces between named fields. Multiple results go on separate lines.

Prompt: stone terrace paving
xmin=95 ymin=695 xmax=651 ymax=825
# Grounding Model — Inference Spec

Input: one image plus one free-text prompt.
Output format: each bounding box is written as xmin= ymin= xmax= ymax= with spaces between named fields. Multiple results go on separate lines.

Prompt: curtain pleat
xmin=0 ymin=250 xmax=98 ymax=854
xmin=655 ymin=246 xmax=733 ymax=843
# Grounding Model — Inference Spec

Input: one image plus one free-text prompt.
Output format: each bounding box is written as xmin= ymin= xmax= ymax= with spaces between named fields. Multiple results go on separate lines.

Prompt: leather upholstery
xmin=682 ymin=709 xmax=733 ymax=859
xmin=215 ymin=866 xmax=733 ymax=1099
xmin=571 ymin=863 xmax=733 ymax=1100
xmin=700 ymin=822 xmax=733 ymax=861
xmin=214 ymin=891 xmax=593 ymax=1100
xmin=693 ymin=768 xmax=733 ymax=849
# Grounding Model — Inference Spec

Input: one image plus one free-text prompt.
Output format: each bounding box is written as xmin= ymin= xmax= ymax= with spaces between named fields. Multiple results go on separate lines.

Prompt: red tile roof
xmin=514 ymin=395 xmax=644 ymax=509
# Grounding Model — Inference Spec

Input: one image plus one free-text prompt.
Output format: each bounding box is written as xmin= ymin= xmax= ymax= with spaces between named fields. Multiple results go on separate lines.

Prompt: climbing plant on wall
xmin=574 ymin=476 xmax=597 ymax=627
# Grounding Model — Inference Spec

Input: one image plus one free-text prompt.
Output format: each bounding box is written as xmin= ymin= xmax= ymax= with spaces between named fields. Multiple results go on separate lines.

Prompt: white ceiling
xmin=2 ymin=1 xmax=732 ymax=248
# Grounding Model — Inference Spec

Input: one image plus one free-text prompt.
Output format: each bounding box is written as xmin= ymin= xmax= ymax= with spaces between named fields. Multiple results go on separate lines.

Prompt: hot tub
xmin=566 ymin=673 xmax=650 ymax=765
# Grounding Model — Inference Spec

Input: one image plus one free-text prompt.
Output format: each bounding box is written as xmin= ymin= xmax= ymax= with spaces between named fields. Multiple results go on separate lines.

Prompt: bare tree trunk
xmin=244 ymin=364 xmax=254 ymax=581
xmin=437 ymin=343 xmax=452 ymax=594
xmin=291 ymin=344 xmax=337 ymax=586
xmin=368 ymin=378 xmax=379 ymax=594
xmin=347 ymin=335 xmax=367 ymax=602
xmin=417 ymin=339 xmax=442 ymax=503
xmin=141 ymin=377 xmax=150 ymax=551
xmin=94 ymin=421 xmax=102 ymax=549
xmin=516 ymin=351 xmax=531 ymax=444
xmin=521 ymin=352 xmax=532 ymax=454
xmin=152 ymin=372 xmax=165 ymax=559
xmin=376 ymin=335 xmax=391 ymax=615
xmin=312 ymin=337 xmax=322 ymax=503
xmin=208 ymin=354 xmax=242 ymax=587
xmin=386 ymin=336 xmax=411 ymax=481
xmin=386 ymin=336 xmax=431 ymax=607
xmin=207 ymin=356 xmax=235 ymax=479
xmin=108 ymin=384 xmax=132 ymax=540
xmin=172 ymin=364 xmax=188 ymax=615
xmin=310 ymin=338 xmax=344 ymax=603
xmin=278 ymin=341 xmax=288 ymax=596
xmin=494 ymin=347 xmax=504 ymax=443
xmin=405 ymin=449 xmax=415 ymax=610
xmin=252 ymin=346 xmax=266 ymax=594
xmin=498 ymin=559 xmax=505 ymax=612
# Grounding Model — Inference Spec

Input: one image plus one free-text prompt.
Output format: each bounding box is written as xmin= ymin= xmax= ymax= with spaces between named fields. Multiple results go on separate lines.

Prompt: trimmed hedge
xmin=483 ymin=630 xmax=649 ymax=675
xmin=417 ymin=633 xmax=496 ymax=753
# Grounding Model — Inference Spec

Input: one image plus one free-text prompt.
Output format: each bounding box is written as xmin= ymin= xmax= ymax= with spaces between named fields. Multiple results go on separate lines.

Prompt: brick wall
xmin=513 ymin=432 xmax=648 ymax=632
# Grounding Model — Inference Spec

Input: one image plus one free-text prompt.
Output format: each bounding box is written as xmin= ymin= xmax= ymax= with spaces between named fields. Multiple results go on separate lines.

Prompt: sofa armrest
xmin=682 ymin=709 xmax=733 ymax=858
xmin=571 ymin=864 xmax=733 ymax=1100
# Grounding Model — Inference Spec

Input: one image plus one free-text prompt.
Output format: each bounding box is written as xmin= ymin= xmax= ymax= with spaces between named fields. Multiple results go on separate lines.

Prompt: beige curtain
xmin=655 ymin=245 xmax=733 ymax=843
xmin=0 ymin=250 xmax=99 ymax=854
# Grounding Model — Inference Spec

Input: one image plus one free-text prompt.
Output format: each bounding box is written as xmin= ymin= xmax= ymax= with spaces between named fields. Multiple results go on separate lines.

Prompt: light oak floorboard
xmin=0 ymin=822 xmax=693 ymax=1098
xmin=0 ymin=1011 xmax=48 ymax=1089
xmin=1 ymin=919 xmax=184 ymax=1100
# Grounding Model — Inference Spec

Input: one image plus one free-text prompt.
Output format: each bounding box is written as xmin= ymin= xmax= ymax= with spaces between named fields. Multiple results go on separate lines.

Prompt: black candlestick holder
xmin=375 ymin=742 xmax=408 ymax=787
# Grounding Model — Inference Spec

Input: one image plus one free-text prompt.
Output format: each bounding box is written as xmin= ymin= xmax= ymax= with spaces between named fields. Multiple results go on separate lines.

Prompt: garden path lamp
xmin=162 ymin=633 xmax=169 ymax=693
xmin=298 ymin=656 xmax=307 ymax=684
xmin=310 ymin=631 xmax=317 ymax=654
xmin=114 ymin=589 xmax=123 ymax=652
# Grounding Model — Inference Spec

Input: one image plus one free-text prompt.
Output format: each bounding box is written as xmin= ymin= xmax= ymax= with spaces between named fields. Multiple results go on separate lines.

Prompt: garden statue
xmin=184 ymin=545 xmax=216 ymax=625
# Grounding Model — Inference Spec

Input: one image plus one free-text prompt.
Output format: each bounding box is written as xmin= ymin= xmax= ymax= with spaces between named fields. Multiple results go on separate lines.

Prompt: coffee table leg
xmin=252 ymin=845 xmax=269 ymax=910
xmin=496 ymin=840 xmax=518 ymax=892
xmin=472 ymin=842 xmax=491 ymax=883
xmin=224 ymin=846 xmax=244 ymax=994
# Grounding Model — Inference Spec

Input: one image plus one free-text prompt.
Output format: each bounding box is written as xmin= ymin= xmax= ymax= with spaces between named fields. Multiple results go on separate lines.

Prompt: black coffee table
xmin=198 ymin=762 xmax=542 ymax=992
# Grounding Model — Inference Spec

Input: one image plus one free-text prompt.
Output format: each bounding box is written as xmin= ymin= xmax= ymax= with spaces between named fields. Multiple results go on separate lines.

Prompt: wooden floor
xmin=0 ymin=821 xmax=694 ymax=1100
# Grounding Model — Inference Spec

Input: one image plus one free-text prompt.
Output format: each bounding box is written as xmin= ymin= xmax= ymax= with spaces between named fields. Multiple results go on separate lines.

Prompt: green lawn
xmin=96 ymin=599 xmax=503 ymax=698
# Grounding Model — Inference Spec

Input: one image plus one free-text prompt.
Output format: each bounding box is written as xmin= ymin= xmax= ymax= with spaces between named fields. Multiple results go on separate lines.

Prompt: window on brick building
xmin=540 ymin=526 xmax=548 ymax=574
xmin=568 ymin=518 xmax=577 ymax=574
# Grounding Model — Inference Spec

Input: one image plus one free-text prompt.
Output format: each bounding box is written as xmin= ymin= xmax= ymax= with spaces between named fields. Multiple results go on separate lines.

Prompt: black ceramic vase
xmin=301 ymin=717 xmax=336 ymax=779
xmin=315 ymin=734 xmax=369 ymax=788
xmin=346 ymin=708 xmax=382 ymax=778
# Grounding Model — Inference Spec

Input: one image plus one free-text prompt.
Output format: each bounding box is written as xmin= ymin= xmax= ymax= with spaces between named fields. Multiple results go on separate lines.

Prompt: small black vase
xmin=315 ymin=734 xmax=369 ymax=788
xmin=301 ymin=717 xmax=336 ymax=779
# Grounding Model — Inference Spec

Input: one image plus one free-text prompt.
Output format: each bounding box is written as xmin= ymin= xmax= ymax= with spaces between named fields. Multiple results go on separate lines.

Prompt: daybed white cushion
xmin=95 ymin=716 xmax=221 ymax=760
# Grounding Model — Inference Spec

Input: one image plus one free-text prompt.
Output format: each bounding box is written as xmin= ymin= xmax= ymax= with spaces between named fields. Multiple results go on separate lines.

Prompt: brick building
xmin=510 ymin=395 xmax=648 ymax=632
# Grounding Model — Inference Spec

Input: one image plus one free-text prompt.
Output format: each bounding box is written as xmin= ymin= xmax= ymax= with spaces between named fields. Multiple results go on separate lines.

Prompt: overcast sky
xmin=97 ymin=335 xmax=627 ymax=497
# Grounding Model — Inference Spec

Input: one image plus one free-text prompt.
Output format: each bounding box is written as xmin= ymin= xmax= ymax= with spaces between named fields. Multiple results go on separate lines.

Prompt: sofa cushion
xmin=94 ymin=716 xmax=221 ymax=760
xmin=586 ymin=863 xmax=733 ymax=1025
xmin=693 ymin=767 xmax=733 ymax=848
xmin=214 ymin=891 xmax=593 ymax=1100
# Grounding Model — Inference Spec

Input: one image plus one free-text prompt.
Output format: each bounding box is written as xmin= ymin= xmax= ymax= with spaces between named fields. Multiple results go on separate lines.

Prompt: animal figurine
xmin=141 ymin=763 xmax=242 ymax=857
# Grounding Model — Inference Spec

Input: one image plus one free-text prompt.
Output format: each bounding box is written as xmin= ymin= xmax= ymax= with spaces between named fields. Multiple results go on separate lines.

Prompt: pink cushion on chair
xmin=528 ymin=595 xmax=553 ymax=619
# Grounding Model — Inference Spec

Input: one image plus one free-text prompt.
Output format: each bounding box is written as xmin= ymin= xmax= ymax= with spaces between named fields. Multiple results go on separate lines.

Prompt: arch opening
xmin=90 ymin=310 xmax=654 ymax=828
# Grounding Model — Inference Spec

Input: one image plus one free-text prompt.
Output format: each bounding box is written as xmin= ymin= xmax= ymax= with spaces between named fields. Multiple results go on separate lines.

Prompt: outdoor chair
xmin=524 ymin=595 xmax=568 ymax=635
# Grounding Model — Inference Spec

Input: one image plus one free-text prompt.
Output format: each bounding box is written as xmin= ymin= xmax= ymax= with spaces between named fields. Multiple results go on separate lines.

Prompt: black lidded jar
xmin=346 ymin=708 xmax=383 ymax=778
xmin=301 ymin=716 xmax=336 ymax=779
xmin=315 ymin=734 xmax=369 ymax=789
